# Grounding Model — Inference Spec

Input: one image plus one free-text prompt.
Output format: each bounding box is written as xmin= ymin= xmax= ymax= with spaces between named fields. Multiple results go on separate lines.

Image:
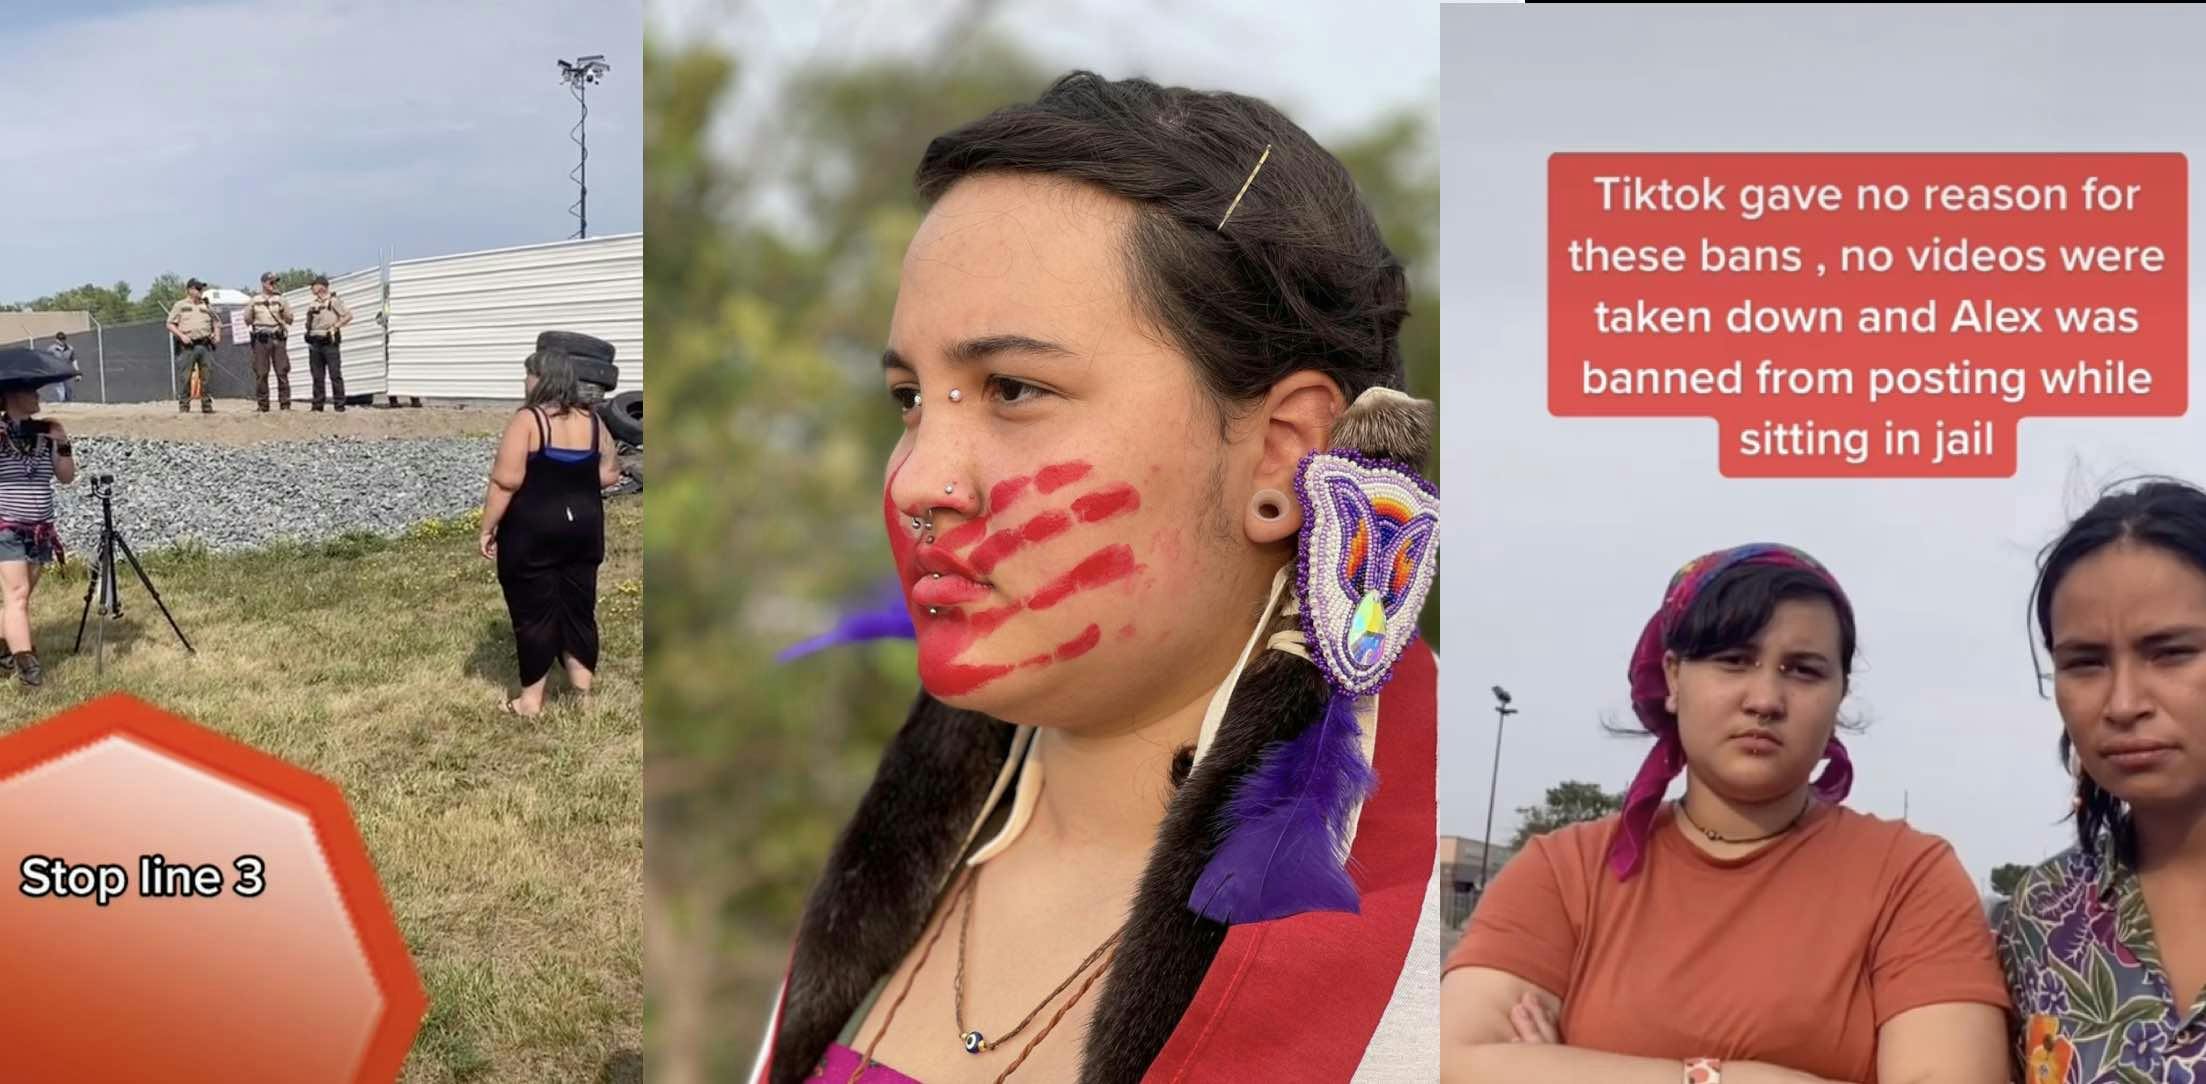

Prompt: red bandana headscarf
xmin=1608 ymin=543 xmax=1856 ymax=880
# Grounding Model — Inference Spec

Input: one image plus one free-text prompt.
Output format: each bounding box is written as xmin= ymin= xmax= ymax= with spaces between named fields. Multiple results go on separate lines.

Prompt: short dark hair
xmin=2031 ymin=476 xmax=2206 ymax=864
xmin=52 ymin=331 xmax=65 ymax=340
xmin=1667 ymin=563 xmax=1859 ymax=683
xmin=312 ymin=275 xmax=329 ymax=287
xmin=913 ymin=71 xmax=1409 ymax=427
xmin=1600 ymin=561 xmax=1862 ymax=742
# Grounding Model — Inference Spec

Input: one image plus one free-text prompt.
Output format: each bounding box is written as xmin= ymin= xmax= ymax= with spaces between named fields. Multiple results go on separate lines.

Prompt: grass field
xmin=0 ymin=493 xmax=644 ymax=1083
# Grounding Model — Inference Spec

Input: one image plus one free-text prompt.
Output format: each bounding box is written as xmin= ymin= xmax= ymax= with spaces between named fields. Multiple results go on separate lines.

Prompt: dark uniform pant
xmin=309 ymin=340 xmax=345 ymax=408
xmin=176 ymin=341 xmax=214 ymax=411
xmin=251 ymin=334 xmax=290 ymax=409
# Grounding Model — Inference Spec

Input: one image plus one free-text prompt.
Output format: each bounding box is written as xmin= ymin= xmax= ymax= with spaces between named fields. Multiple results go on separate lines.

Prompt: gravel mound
xmin=50 ymin=436 xmax=497 ymax=555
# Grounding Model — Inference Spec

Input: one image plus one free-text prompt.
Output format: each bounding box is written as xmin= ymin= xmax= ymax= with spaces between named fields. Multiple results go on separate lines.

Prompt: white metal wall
xmin=384 ymin=234 xmax=642 ymax=399
xmin=281 ymin=266 xmax=388 ymax=397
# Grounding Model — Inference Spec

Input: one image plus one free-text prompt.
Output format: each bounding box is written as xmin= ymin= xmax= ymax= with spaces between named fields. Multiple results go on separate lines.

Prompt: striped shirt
xmin=0 ymin=435 xmax=57 ymax=524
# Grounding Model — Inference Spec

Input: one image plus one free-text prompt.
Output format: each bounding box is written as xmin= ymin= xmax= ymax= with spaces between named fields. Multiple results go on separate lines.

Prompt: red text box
xmin=1547 ymin=152 xmax=2188 ymax=477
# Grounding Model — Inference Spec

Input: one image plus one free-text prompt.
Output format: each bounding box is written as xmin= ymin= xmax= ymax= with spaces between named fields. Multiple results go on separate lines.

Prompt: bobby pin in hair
xmin=1216 ymin=143 xmax=1274 ymax=230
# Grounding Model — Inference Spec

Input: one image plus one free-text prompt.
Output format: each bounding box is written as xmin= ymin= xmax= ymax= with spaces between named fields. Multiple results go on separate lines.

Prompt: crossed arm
xmin=1441 ymin=966 xmax=2010 ymax=1084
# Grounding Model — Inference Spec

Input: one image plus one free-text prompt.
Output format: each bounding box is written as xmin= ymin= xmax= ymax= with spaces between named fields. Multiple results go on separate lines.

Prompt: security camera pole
xmin=1478 ymin=685 xmax=1519 ymax=894
xmin=557 ymin=54 xmax=612 ymax=240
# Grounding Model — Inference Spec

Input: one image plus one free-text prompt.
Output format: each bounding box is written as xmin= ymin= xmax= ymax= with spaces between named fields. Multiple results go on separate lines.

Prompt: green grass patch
xmin=0 ymin=497 xmax=643 ymax=1082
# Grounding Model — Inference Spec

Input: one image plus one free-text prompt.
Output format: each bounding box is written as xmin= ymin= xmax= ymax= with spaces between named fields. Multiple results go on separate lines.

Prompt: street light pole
xmin=1479 ymin=685 xmax=1519 ymax=893
xmin=557 ymin=55 xmax=611 ymax=240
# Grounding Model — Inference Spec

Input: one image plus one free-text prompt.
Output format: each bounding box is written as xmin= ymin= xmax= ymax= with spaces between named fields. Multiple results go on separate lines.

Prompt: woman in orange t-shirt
xmin=1441 ymin=543 xmax=2012 ymax=1084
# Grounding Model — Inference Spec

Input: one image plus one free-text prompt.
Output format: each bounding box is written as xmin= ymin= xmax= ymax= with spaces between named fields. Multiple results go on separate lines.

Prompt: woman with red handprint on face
xmin=757 ymin=72 xmax=1441 ymax=1084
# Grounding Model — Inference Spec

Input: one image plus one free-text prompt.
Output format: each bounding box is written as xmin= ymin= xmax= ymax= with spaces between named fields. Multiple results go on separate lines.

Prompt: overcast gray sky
xmin=1440 ymin=4 xmax=2206 ymax=891
xmin=648 ymin=0 xmax=1441 ymax=155
xmin=2 ymin=1 xmax=640 ymax=303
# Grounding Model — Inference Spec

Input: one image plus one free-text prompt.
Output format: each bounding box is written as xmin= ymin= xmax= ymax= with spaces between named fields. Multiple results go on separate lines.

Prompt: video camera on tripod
xmin=75 ymin=472 xmax=193 ymax=673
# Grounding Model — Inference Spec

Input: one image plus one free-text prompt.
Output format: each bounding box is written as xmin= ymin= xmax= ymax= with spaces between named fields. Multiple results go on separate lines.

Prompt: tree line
xmin=0 ymin=268 xmax=327 ymax=324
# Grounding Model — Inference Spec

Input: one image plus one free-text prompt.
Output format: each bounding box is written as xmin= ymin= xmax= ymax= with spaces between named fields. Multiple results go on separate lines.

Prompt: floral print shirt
xmin=1995 ymin=844 xmax=2206 ymax=1084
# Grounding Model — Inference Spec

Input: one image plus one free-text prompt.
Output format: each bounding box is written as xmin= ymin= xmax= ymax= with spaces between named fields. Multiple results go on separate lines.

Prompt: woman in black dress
xmin=479 ymin=335 xmax=622 ymax=716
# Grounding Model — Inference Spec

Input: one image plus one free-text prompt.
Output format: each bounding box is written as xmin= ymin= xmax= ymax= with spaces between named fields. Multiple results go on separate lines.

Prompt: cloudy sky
xmin=648 ymin=0 xmax=1442 ymax=154
xmin=2 ymin=1 xmax=640 ymax=304
xmin=1441 ymin=4 xmax=2206 ymax=890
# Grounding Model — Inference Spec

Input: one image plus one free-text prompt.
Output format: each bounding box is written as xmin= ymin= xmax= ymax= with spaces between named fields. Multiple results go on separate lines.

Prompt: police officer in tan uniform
xmin=247 ymin=272 xmax=295 ymax=411
xmin=165 ymin=278 xmax=218 ymax=414
xmin=304 ymin=275 xmax=353 ymax=412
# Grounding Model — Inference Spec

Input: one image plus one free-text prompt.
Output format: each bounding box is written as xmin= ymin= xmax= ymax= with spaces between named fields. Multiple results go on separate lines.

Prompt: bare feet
xmin=560 ymin=655 xmax=594 ymax=698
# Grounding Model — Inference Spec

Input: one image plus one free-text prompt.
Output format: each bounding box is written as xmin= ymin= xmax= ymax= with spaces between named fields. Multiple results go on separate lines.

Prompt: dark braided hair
xmin=909 ymin=69 xmax=1423 ymax=794
xmin=2030 ymin=476 xmax=2206 ymax=865
xmin=914 ymin=71 xmax=1410 ymax=430
xmin=803 ymin=80 xmax=1426 ymax=1083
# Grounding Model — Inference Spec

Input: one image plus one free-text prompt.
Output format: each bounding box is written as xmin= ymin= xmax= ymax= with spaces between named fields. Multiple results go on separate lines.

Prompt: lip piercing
xmin=909 ymin=516 xmax=924 ymax=530
xmin=927 ymin=607 xmax=939 ymax=616
xmin=944 ymin=483 xmax=956 ymax=495
xmin=947 ymin=388 xmax=963 ymax=403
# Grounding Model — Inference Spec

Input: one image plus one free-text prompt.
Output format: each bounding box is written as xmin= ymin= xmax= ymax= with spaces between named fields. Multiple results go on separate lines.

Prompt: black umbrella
xmin=0 ymin=347 xmax=76 ymax=393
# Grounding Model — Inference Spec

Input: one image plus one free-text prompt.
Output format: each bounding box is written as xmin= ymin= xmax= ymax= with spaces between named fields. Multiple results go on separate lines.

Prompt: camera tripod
xmin=74 ymin=474 xmax=193 ymax=674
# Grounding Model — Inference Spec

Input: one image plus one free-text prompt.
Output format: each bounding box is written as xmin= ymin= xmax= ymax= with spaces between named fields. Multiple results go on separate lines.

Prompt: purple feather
xmin=775 ymin=579 xmax=916 ymax=663
xmin=1190 ymin=690 xmax=1377 ymax=924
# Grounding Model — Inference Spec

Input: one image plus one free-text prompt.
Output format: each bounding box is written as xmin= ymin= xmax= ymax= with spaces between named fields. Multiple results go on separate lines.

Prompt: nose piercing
xmin=947 ymin=388 xmax=963 ymax=403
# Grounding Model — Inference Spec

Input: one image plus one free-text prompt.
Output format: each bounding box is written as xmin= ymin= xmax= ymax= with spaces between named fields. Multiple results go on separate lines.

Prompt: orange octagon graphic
xmin=0 ymin=694 xmax=427 ymax=1082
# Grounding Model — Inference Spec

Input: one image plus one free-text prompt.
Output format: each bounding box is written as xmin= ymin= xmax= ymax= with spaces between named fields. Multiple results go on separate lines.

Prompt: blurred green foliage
xmin=644 ymin=31 xmax=1437 ymax=1079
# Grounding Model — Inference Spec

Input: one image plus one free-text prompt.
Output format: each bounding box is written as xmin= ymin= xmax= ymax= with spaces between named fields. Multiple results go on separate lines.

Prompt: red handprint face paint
xmin=888 ymin=456 xmax=1149 ymax=696
xmin=874 ymin=173 xmax=1285 ymax=725
xmin=882 ymin=454 xmax=1002 ymax=694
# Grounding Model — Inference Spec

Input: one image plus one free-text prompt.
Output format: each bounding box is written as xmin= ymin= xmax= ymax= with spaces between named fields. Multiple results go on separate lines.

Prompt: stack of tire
xmin=539 ymin=330 xmax=643 ymax=494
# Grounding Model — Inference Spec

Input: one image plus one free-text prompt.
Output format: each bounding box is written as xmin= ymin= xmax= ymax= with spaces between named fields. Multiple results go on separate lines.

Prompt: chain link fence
xmin=21 ymin=319 xmax=396 ymax=406
xmin=22 ymin=319 xmax=276 ymax=404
